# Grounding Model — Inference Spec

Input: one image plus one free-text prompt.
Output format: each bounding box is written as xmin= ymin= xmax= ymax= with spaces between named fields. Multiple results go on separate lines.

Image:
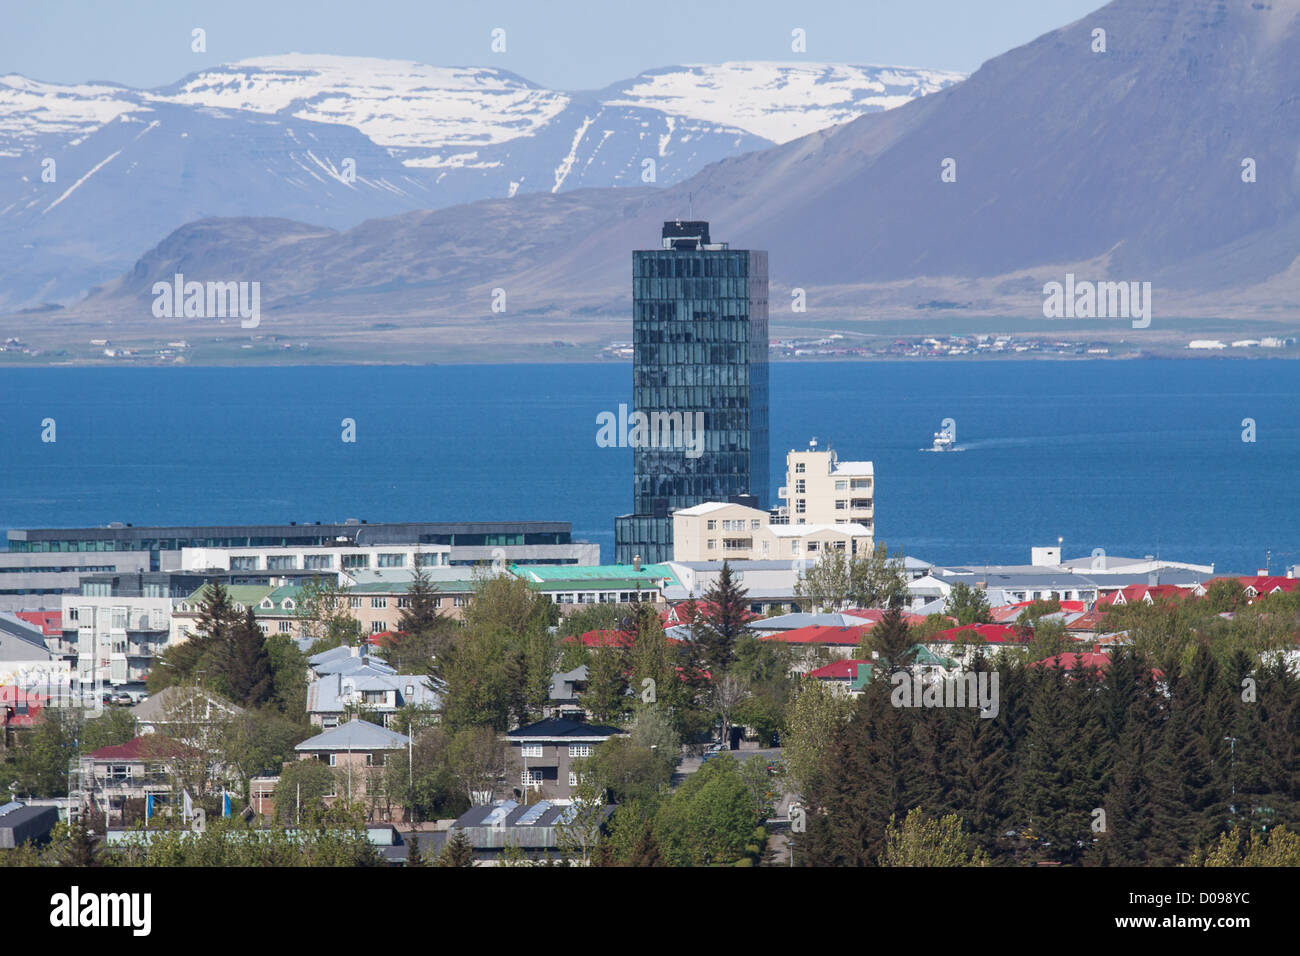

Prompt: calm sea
xmin=1 ymin=360 xmax=1296 ymax=574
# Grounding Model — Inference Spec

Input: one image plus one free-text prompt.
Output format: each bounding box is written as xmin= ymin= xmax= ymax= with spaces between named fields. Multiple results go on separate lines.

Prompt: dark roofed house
xmin=441 ymin=799 xmax=614 ymax=862
xmin=0 ymin=801 xmax=59 ymax=849
xmin=507 ymin=718 xmax=625 ymax=802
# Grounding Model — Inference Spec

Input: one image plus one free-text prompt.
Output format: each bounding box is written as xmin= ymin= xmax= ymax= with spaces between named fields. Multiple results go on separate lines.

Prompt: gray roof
xmin=548 ymin=665 xmax=588 ymax=702
xmin=295 ymin=718 xmax=410 ymax=752
xmin=131 ymin=685 xmax=244 ymax=722
xmin=308 ymin=644 xmax=396 ymax=678
xmin=749 ymin=612 xmax=869 ymax=632
xmin=0 ymin=614 xmax=52 ymax=661
xmin=306 ymin=671 xmax=442 ymax=714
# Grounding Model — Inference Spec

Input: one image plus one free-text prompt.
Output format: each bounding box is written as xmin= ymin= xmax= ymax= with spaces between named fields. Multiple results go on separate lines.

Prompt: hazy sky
xmin=5 ymin=0 xmax=1105 ymax=89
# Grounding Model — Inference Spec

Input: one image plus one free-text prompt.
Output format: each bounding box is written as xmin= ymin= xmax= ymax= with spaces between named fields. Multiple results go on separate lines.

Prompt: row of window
xmin=520 ymin=744 xmax=592 ymax=758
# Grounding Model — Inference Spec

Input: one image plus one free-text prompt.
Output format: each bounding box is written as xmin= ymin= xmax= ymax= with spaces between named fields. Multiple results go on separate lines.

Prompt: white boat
xmin=930 ymin=430 xmax=955 ymax=452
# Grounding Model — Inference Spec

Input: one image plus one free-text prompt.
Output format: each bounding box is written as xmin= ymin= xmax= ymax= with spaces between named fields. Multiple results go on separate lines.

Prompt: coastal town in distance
xmin=3 ymin=2 xmax=1299 ymax=936
xmin=3 ymin=219 xmax=1297 ymax=882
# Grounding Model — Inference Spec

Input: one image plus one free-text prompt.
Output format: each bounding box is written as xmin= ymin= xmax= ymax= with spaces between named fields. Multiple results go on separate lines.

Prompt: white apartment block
xmin=672 ymin=502 xmax=873 ymax=563
xmin=775 ymin=439 xmax=874 ymax=532
xmin=179 ymin=544 xmax=452 ymax=580
xmin=61 ymin=595 xmax=174 ymax=687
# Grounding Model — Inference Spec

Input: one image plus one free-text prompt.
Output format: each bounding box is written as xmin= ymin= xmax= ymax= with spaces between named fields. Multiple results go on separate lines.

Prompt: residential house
xmin=130 ymin=685 xmax=245 ymax=736
xmin=293 ymin=719 xmax=411 ymax=822
xmin=442 ymin=799 xmax=614 ymax=862
xmin=306 ymin=668 xmax=441 ymax=729
xmin=507 ymin=718 xmax=625 ymax=802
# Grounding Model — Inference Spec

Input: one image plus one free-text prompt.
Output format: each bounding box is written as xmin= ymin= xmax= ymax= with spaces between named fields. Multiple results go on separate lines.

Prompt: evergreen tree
xmin=392 ymin=559 xmax=453 ymax=671
xmin=195 ymin=580 xmax=239 ymax=642
xmin=945 ymin=583 xmax=993 ymax=626
xmin=583 ymin=645 xmax=629 ymax=725
xmin=439 ymin=828 xmax=474 ymax=867
xmin=629 ymin=819 xmax=665 ymax=866
xmin=223 ymin=607 xmax=274 ymax=708
xmin=695 ymin=562 xmax=751 ymax=674
xmin=864 ymin=605 xmax=916 ymax=670
xmin=405 ymin=837 xmax=424 ymax=867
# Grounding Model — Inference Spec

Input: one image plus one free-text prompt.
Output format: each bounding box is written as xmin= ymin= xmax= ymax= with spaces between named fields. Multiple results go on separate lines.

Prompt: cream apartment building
xmin=672 ymin=502 xmax=873 ymax=563
xmin=775 ymin=440 xmax=874 ymax=532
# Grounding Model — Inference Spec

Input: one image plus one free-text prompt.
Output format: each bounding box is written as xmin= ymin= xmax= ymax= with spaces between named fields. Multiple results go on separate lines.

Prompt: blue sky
xmin=6 ymin=0 xmax=1104 ymax=89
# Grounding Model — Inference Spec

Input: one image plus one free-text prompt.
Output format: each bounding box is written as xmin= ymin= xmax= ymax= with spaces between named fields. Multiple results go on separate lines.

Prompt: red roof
xmin=1099 ymin=584 xmax=1191 ymax=606
xmin=14 ymin=610 xmax=61 ymax=636
xmin=1030 ymin=651 xmax=1112 ymax=671
xmin=807 ymin=659 xmax=868 ymax=680
xmin=0 ymin=685 xmax=47 ymax=728
xmin=1240 ymin=576 xmax=1300 ymax=595
xmin=927 ymin=623 xmax=1026 ymax=645
xmin=86 ymin=735 xmax=198 ymax=761
xmin=989 ymin=600 xmax=1087 ymax=623
xmin=662 ymin=600 xmax=759 ymax=627
xmin=760 ymin=624 xmax=869 ymax=645
xmin=1065 ymin=609 xmax=1108 ymax=632
xmin=566 ymin=629 xmax=683 ymax=648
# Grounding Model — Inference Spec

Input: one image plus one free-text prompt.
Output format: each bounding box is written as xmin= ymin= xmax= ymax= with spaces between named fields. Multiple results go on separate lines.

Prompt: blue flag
xmin=146 ymin=794 xmax=154 ymax=820
xmin=222 ymin=792 xmax=231 ymax=818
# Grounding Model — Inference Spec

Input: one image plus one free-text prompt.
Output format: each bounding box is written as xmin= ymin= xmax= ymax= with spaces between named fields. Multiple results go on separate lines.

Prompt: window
xmin=378 ymin=553 xmax=406 ymax=568
xmin=341 ymin=554 xmax=369 ymax=570
xmin=370 ymin=597 xmax=387 ymax=608
xmin=371 ymin=621 xmax=385 ymax=634
xmin=111 ymin=607 xmax=127 ymax=630
xmin=521 ymin=769 xmax=543 ymax=788
xmin=568 ymin=744 xmax=592 ymax=758
xmin=568 ymin=772 xmax=578 ymax=787
xmin=796 ymin=500 xmax=806 ymax=514
xmin=521 ymin=744 xmax=543 ymax=758
xmin=405 ymin=684 xmax=414 ymax=697
xmin=396 ymin=597 xmax=412 ymax=608
xmin=68 ymin=607 xmax=79 ymax=622
xmin=807 ymin=541 xmax=819 ymax=552
xmin=707 ymin=539 xmax=717 ymax=550
xmin=348 ymin=596 xmax=362 ymax=608
xmin=836 ymin=500 xmax=847 ymax=510
xmin=453 ymin=596 xmax=468 ymax=607
xmin=329 ymin=754 xmax=338 ymax=766
xmin=750 ymin=519 xmax=761 ymax=529
xmin=230 ymin=556 xmax=259 ymax=571
xmin=304 ymin=554 xmax=333 ymax=570
xmin=416 ymin=552 xmax=440 ymax=567
xmin=795 ymin=462 xmax=806 ymax=474
xmin=795 ymin=479 xmax=806 ymax=493
xmin=706 ymin=519 xmax=717 ymax=530
xmin=278 ymin=620 xmax=292 ymax=632
xmin=835 ymin=480 xmax=847 ymax=490
xmin=266 ymin=555 xmax=297 ymax=570
xmin=365 ymin=752 xmax=385 ymax=767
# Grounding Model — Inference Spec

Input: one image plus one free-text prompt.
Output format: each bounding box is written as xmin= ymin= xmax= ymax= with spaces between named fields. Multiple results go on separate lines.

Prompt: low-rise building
xmin=672 ymin=503 xmax=872 ymax=564
xmin=507 ymin=718 xmax=625 ymax=802
xmin=293 ymin=719 xmax=411 ymax=822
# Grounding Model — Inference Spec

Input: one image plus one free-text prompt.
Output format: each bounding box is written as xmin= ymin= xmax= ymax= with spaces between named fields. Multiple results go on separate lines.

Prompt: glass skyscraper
xmin=614 ymin=221 xmax=769 ymax=564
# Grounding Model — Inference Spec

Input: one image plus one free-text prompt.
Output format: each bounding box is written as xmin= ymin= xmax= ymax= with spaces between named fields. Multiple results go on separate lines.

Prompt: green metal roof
xmin=181 ymin=584 xmax=275 ymax=607
xmin=525 ymin=578 xmax=667 ymax=592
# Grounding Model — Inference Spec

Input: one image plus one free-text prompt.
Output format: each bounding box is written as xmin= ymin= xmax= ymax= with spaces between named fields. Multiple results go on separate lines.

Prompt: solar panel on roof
xmin=0 ymin=801 xmax=23 ymax=817
xmin=483 ymin=800 xmax=518 ymax=827
xmin=516 ymin=801 xmax=551 ymax=826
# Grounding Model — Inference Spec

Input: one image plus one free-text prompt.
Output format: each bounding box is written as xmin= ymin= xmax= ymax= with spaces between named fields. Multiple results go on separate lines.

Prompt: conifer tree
xmin=223 ymin=606 xmax=274 ymax=708
xmin=695 ymin=562 xmax=750 ymax=673
xmin=438 ymin=828 xmax=474 ymax=867
xmin=864 ymin=604 xmax=916 ymax=670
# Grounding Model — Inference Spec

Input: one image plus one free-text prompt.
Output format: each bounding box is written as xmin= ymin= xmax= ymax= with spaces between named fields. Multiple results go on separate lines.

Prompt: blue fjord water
xmin=1 ymin=360 xmax=1296 ymax=574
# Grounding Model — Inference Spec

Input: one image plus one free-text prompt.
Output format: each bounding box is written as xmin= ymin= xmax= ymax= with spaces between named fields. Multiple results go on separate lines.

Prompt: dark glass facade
xmin=615 ymin=221 xmax=769 ymax=564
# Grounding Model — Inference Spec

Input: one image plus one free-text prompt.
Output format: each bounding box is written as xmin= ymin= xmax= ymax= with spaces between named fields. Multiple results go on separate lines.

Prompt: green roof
xmin=525 ymin=578 xmax=666 ymax=593
xmin=181 ymin=584 xmax=276 ymax=607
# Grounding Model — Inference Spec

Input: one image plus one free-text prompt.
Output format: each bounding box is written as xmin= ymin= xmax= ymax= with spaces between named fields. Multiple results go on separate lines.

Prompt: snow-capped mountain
xmin=0 ymin=55 xmax=961 ymax=310
xmin=599 ymin=61 xmax=965 ymax=144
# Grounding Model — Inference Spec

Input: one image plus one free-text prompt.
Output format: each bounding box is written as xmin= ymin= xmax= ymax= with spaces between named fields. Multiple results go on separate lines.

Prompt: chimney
xmin=350 ymin=644 xmax=360 ymax=658
xmin=633 ymin=555 xmax=642 ymax=572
